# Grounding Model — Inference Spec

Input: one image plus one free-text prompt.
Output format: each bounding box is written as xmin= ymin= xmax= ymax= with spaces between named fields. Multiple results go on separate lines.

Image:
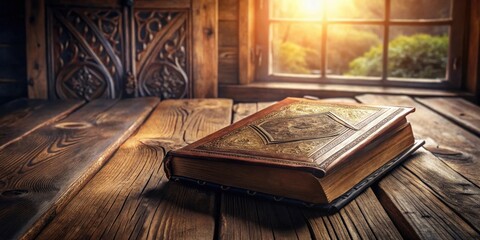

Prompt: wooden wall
xmin=218 ymin=0 xmax=239 ymax=85
xmin=467 ymin=0 xmax=480 ymax=101
xmin=0 ymin=1 xmax=27 ymax=104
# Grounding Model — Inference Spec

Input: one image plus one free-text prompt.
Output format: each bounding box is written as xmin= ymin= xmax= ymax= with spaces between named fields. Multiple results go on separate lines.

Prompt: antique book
xmin=164 ymin=97 xmax=423 ymax=212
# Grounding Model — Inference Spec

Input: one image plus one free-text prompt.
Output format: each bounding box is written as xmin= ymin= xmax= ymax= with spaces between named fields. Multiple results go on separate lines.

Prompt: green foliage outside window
xmin=276 ymin=33 xmax=448 ymax=79
xmin=347 ymin=34 xmax=448 ymax=79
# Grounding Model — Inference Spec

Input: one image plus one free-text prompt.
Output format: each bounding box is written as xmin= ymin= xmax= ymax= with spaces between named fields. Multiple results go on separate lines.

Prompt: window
xmin=255 ymin=0 xmax=467 ymax=88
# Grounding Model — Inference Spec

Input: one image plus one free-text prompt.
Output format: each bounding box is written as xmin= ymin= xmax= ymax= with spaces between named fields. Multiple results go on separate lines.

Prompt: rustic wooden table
xmin=0 ymin=95 xmax=479 ymax=239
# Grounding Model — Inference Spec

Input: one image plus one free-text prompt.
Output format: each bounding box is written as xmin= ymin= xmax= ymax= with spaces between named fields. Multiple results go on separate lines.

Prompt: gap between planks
xmin=356 ymin=94 xmax=480 ymax=239
xmin=0 ymin=98 xmax=158 ymax=240
xmin=36 ymin=99 xmax=233 ymax=239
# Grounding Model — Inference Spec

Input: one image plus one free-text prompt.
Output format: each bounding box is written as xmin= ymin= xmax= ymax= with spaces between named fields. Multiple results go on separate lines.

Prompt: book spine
xmin=163 ymin=151 xmax=174 ymax=179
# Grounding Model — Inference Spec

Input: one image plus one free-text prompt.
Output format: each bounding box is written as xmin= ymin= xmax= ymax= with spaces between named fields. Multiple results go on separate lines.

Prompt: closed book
xmin=164 ymin=97 xmax=423 ymax=212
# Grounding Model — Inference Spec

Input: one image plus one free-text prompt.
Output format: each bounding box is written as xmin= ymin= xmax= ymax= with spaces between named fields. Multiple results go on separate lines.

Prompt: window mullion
xmin=321 ymin=0 xmax=327 ymax=79
xmin=382 ymin=0 xmax=390 ymax=82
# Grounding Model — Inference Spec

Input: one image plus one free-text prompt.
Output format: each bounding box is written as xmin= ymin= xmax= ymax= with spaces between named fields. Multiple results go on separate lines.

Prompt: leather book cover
xmin=165 ymin=97 xmax=415 ymax=178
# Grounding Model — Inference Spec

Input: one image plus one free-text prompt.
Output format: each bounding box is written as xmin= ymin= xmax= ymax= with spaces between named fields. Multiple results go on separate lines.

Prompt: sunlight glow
xmin=297 ymin=0 xmax=323 ymax=17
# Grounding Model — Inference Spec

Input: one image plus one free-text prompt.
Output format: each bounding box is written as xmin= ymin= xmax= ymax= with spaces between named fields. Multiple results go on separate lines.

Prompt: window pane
xmin=388 ymin=26 xmax=449 ymax=80
xmin=271 ymin=0 xmax=323 ymax=19
xmin=327 ymin=24 xmax=383 ymax=77
xmin=391 ymin=0 xmax=451 ymax=19
xmin=327 ymin=25 xmax=383 ymax=77
xmin=271 ymin=23 xmax=322 ymax=75
xmin=327 ymin=0 xmax=384 ymax=19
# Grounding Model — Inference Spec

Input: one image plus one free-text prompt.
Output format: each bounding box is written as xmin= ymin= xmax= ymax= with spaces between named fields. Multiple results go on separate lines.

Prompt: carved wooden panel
xmin=47 ymin=7 xmax=124 ymax=100
xmin=134 ymin=10 xmax=190 ymax=99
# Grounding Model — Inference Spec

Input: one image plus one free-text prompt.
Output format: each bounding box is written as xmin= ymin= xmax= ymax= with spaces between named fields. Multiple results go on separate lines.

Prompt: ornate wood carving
xmin=48 ymin=8 xmax=124 ymax=100
xmin=134 ymin=10 xmax=190 ymax=99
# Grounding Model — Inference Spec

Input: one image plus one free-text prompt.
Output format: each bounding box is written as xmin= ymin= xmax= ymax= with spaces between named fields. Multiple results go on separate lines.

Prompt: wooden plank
xmin=219 ymin=21 xmax=238 ymax=47
xmin=377 ymin=166 xmax=479 ymax=239
xmin=304 ymin=189 xmax=403 ymax=240
xmin=218 ymin=0 xmax=238 ymax=20
xmin=0 ymin=99 xmax=84 ymax=150
xmin=402 ymin=148 xmax=480 ymax=232
xmin=416 ymin=97 xmax=480 ymax=136
xmin=37 ymin=99 xmax=233 ymax=239
xmin=0 ymin=98 xmax=158 ymax=240
xmin=220 ymin=194 xmax=311 ymax=240
xmin=219 ymin=82 xmax=461 ymax=102
xmin=219 ymin=47 xmax=239 ymax=84
xmin=26 ymin=0 xmax=48 ymax=99
xmin=232 ymin=102 xmax=276 ymax=123
xmin=238 ymin=0 xmax=255 ymax=85
xmin=256 ymin=101 xmax=276 ymax=110
xmin=232 ymin=102 xmax=257 ymax=123
xmin=192 ymin=0 xmax=218 ymax=98
xmin=467 ymin=0 xmax=479 ymax=97
xmin=356 ymin=94 xmax=480 ymax=186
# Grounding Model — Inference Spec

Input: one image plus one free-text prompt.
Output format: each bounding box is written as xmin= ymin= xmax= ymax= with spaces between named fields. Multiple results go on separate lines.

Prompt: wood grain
xmin=402 ymin=148 xmax=480 ymax=232
xmin=0 ymin=98 xmax=158 ymax=240
xmin=416 ymin=97 xmax=480 ymax=136
xmin=303 ymin=189 xmax=402 ymax=240
xmin=0 ymin=99 xmax=83 ymax=150
xmin=356 ymin=94 xmax=480 ymax=186
xmin=232 ymin=102 xmax=276 ymax=123
xmin=376 ymin=166 xmax=479 ymax=239
xmin=220 ymin=194 xmax=311 ymax=240
xmin=232 ymin=102 xmax=257 ymax=123
xmin=37 ymin=99 xmax=233 ymax=239
xmin=192 ymin=0 xmax=218 ymax=98
xmin=219 ymin=47 xmax=239 ymax=84
xmin=219 ymin=21 xmax=238 ymax=47
xmin=467 ymin=0 xmax=480 ymax=97
xmin=218 ymin=0 xmax=238 ymax=20
xmin=25 ymin=0 xmax=48 ymax=99
xmin=238 ymin=0 xmax=255 ymax=85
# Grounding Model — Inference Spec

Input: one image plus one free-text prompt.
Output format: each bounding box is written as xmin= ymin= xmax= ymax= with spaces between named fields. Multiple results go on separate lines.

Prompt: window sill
xmin=218 ymin=82 xmax=471 ymax=102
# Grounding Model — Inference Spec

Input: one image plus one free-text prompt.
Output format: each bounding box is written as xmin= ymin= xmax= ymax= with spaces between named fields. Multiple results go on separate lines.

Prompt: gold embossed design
xmin=196 ymin=101 xmax=385 ymax=161
xmin=202 ymin=127 xmax=332 ymax=161
xmin=250 ymin=112 xmax=358 ymax=144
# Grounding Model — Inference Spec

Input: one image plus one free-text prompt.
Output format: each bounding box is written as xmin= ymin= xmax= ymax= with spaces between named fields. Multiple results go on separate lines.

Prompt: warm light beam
xmin=297 ymin=0 xmax=323 ymax=17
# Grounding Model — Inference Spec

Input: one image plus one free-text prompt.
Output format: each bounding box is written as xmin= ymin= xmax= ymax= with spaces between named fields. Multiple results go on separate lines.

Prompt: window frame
xmin=254 ymin=0 xmax=468 ymax=89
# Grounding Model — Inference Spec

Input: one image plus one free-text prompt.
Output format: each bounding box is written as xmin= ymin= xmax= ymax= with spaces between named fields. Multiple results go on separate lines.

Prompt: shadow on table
xmin=143 ymin=180 xmax=333 ymax=231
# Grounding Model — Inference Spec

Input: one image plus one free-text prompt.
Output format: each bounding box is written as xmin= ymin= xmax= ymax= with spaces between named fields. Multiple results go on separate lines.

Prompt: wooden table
xmin=0 ymin=95 xmax=479 ymax=239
